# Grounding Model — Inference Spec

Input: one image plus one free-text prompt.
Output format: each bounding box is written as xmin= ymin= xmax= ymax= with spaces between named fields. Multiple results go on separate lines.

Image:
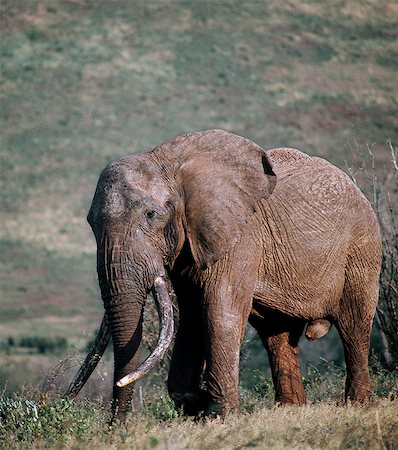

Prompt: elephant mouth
xmin=64 ymin=275 xmax=174 ymax=398
xmin=117 ymin=276 xmax=175 ymax=387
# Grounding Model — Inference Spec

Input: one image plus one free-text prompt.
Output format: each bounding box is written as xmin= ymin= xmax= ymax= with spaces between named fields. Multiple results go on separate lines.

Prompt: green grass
xmin=1 ymin=353 xmax=397 ymax=448
xmin=1 ymin=0 xmax=396 ymax=322
xmin=1 ymin=369 xmax=397 ymax=449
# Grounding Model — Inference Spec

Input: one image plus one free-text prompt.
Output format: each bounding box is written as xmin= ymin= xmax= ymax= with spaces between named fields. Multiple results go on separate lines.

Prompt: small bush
xmin=348 ymin=142 xmax=398 ymax=370
xmin=0 ymin=394 xmax=106 ymax=445
xmin=370 ymin=354 xmax=398 ymax=400
xmin=146 ymin=393 xmax=180 ymax=421
xmin=303 ymin=361 xmax=345 ymax=402
xmin=239 ymin=370 xmax=275 ymax=413
xmin=1 ymin=335 xmax=68 ymax=355
xmin=18 ymin=336 xmax=68 ymax=355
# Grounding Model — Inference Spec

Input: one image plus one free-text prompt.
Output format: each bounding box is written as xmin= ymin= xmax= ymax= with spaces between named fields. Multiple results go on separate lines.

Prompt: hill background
xmin=1 ymin=0 xmax=397 ymax=399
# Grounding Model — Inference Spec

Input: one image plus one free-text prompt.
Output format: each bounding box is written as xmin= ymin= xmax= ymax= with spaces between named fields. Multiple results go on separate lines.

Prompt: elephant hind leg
xmin=250 ymin=310 xmax=307 ymax=406
xmin=337 ymin=318 xmax=372 ymax=403
xmin=337 ymin=265 xmax=379 ymax=403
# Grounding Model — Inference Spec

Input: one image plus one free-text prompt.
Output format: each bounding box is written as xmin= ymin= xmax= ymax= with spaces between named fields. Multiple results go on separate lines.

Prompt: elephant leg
xmin=338 ymin=326 xmax=372 ymax=403
xmin=249 ymin=310 xmax=306 ymax=405
xmin=336 ymin=272 xmax=379 ymax=403
xmin=167 ymin=273 xmax=207 ymax=415
xmin=201 ymin=258 xmax=258 ymax=416
xmin=202 ymin=300 xmax=251 ymax=416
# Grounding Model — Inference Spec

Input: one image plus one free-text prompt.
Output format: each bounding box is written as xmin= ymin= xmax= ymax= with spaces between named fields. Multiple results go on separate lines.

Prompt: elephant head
xmin=65 ymin=130 xmax=276 ymax=420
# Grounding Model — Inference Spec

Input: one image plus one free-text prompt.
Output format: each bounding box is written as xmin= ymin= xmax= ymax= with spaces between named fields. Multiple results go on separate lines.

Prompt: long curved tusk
xmin=65 ymin=314 xmax=110 ymax=398
xmin=116 ymin=276 xmax=174 ymax=388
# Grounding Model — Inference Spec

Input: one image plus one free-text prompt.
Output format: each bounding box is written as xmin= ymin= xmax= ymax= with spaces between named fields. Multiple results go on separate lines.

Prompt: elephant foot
xmin=204 ymin=401 xmax=239 ymax=419
xmin=170 ymin=390 xmax=208 ymax=416
xmin=275 ymin=386 xmax=307 ymax=406
xmin=171 ymin=391 xmax=239 ymax=419
xmin=345 ymin=380 xmax=371 ymax=404
xmin=275 ymin=394 xmax=307 ymax=406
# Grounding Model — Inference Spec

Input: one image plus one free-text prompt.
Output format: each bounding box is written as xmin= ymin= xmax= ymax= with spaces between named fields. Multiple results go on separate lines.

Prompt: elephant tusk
xmin=116 ymin=276 xmax=174 ymax=388
xmin=65 ymin=314 xmax=111 ymax=398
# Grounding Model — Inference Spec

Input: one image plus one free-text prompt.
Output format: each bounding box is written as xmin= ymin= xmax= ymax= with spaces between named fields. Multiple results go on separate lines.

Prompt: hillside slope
xmin=0 ymin=0 xmax=397 ymax=394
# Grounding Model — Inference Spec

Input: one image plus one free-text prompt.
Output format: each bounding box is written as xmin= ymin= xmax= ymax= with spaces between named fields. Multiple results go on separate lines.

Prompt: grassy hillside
xmin=0 ymin=0 xmax=397 ymax=420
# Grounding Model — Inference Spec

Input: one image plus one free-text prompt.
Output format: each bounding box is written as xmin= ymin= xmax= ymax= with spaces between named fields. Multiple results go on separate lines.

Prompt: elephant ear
xmin=177 ymin=132 xmax=276 ymax=269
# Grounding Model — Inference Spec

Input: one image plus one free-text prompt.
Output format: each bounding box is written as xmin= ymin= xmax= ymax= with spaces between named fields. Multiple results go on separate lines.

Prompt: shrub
xmin=369 ymin=144 xmax=397 ymax=369
xmin=346 ymin=141 xmax=398 ymax=370
xmin=18 ymin=336 xmax=68 ymax=355
xmin=146 ymin=392 xmax=180 ymax=421
xmin=0 ymin=394 xmax=106 ymax=445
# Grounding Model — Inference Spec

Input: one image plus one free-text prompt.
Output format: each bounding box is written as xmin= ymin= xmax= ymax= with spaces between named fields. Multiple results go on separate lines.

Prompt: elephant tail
xmin=305 ymin=318 xmax=332 ymax=341
xmin=64 ymin=314 xmax=110 ymax=398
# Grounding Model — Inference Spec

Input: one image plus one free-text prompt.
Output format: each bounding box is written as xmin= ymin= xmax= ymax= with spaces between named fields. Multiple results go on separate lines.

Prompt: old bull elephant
xmin=65 ymin=130 xmax=381 ymax=421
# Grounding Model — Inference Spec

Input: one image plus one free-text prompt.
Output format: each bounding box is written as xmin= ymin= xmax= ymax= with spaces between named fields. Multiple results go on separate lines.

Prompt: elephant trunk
xmin=117 ymin=276 xmax=174 ymax=388
xmin=65 ymin=243 xmax=174 ymax=420
xmin=99 ymin=233 xmax=177 ymax=418
xmin=104 ymin=290 xmax=143 ymax=419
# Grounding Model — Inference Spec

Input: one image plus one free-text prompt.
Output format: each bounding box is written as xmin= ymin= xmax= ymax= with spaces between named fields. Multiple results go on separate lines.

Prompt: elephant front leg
xmin=199 ymin=233 xmax=260 ymax=416
xmin=203 ymin=306 xmax=245 ymax=416
xmin=201 ymin=273 xmax=255 ymax=416
xmin=168 ymin=326 xmax=207 ymax=415
xmin=167 ymin=275 xmax=207 ymax=415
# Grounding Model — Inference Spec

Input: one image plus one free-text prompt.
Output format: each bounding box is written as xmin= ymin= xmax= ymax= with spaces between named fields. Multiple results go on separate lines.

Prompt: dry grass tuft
xmin=61 ymin=400 xmax=398 ymax=449
xmin=2 ymin=394 xmax=397 ymax=449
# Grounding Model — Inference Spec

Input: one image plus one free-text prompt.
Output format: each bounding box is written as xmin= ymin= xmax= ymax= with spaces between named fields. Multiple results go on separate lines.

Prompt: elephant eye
xmin=145 ymin=210 xmax=157 ymax=221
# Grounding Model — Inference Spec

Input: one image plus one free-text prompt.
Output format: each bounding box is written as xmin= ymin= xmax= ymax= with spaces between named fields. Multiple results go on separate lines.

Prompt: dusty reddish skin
xmin=71 ymin=130 xmax=381 ymax=421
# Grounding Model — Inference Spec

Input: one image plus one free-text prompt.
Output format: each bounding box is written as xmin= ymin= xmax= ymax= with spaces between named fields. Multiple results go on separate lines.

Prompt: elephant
xmin=65 ymin=129 xmax=381 ymax=421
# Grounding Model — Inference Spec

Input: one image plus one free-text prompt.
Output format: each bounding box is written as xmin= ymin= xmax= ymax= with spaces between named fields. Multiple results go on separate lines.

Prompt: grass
xmin=1 ymin=390 xmax=397 ymax=449
xmin=1 ymin=358 xmax=397 ymax=448
xmin=1 ymin=0 xmax=396 ymax=361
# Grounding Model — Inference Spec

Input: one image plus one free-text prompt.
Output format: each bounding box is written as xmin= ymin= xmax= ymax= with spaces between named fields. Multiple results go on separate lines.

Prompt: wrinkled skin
xmin=69 ymin=130 xmax=381 ymax=421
